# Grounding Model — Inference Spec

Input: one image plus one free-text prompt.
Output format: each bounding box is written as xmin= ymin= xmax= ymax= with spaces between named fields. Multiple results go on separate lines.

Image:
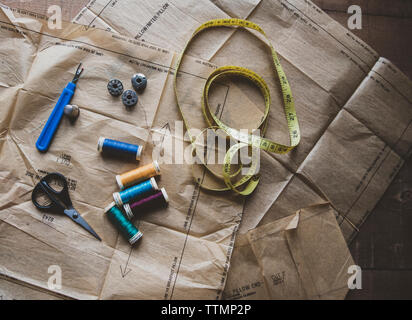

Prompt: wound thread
xmin=124 ymin=188 xmax=169 ymax=219
xmin=113 ymin=177 xmax=158 ymax=206
xmin=98 ymin=137 xmax=143 ymax=161
xmin=104 ymin=202 xmax=143 ymax=245
xmin=116 ymin=161 xmax=160 ymax=189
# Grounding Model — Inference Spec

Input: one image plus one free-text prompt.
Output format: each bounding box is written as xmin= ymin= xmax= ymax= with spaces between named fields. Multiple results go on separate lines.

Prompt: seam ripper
xmin=36 ymin=63 xmax=84 ymax=152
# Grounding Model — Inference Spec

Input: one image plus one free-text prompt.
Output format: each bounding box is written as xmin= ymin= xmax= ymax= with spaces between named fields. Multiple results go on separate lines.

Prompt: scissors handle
xmin=31 ymin=173 xmax=71 ymax=212
xmin=32 ymin=173 xmax=101 ymax=241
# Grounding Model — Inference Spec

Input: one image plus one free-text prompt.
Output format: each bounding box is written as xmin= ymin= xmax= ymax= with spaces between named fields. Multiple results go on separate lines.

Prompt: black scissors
xmin=32 ymin=172 xmax=101 ymax=241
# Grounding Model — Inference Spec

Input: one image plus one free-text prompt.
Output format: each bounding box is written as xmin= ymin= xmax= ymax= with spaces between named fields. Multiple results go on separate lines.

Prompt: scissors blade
xmin=64 ymin=209 xmax=101 ymax=241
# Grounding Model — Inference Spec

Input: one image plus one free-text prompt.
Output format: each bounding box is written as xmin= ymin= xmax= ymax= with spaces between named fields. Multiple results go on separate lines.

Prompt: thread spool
xmin=104 ymin=202 xmax=143 ymax=245
xmin=116 ymin=161 xmax=160 ymax=189
xmin=124 ymin=188 xmax=169 ymax=219
xmin=113 ymin=177 xmax=158 ymax=206
xmin=98 ymin=137 xmax=143 ymax=161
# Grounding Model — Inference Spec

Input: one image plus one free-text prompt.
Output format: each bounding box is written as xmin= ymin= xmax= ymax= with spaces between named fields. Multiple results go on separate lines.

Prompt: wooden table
xmin=314 ymin=0 xmax=412 ymax=300
xmin=2 ymin=0 xmax=412 ymax=299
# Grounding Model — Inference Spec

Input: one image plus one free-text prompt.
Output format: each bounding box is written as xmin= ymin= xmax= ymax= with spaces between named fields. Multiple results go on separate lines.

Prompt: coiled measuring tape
xmin=174 ymin=19 xmax=301 ymax=195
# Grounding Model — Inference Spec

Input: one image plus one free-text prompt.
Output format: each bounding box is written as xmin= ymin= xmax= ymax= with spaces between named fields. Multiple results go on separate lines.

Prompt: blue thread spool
xmin=113 ymin=177 xmax=158 ymax=206
xmin=104 ymin=202 xmax=143 ymax=245
xmin=98 ymin=137 xmax=143 ymax=161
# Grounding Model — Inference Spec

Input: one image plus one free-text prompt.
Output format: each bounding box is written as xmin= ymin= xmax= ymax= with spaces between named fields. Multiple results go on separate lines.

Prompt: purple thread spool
xmin=124 ymin=188 xmax=169 ymax=219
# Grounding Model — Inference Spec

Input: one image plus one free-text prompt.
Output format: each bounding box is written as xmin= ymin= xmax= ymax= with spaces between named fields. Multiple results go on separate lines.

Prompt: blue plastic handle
xmin=36 ymin=82 xmax=76 ymax=152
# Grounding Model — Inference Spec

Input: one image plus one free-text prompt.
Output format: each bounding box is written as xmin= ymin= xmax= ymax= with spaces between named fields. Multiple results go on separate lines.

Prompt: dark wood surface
xmin=2 ymin=0 xmax=412 ymax=299
xmin=312 ymin=0 xmax=412 ymax=300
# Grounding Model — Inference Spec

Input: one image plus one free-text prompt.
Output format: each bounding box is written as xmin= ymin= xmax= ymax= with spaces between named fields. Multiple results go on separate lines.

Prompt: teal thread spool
xmin=104 ymin=202 xmax=143 ymax=245
xmin=113 ymin=177 xmax=158 ymax=206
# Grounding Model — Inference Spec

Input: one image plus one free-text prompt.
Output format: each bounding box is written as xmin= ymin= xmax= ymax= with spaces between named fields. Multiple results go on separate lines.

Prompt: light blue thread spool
xmin=113 ymin=177 xmax=158 ymax=206
xmin=98 ymin=137 xmax=143 ymax=160
xmin=104 ymin=202 xmax=142 ymax=245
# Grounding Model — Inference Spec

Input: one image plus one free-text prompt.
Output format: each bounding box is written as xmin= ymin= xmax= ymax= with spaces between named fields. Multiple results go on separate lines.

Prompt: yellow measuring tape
xmin=174 ymin=19 xmax=301 ymax=195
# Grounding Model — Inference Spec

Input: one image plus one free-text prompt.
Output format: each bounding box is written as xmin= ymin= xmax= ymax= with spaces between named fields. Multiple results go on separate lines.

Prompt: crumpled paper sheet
xmin=72 ymin=0 xmax=412 ymax=243
xmin=0 ymin=5 xmax=245 ymax=299
xmin=1 ymin=0 xmax=411 ymax=300
xmin=73 ymin=0 xmax=261 ymax=61
xmin=70 ymin=0 xmax=412 ymax=300
xmin=0 ymin=276 xmax=64 ymax=300
xmin=223 ymin=204 xmax=354 ymax=300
